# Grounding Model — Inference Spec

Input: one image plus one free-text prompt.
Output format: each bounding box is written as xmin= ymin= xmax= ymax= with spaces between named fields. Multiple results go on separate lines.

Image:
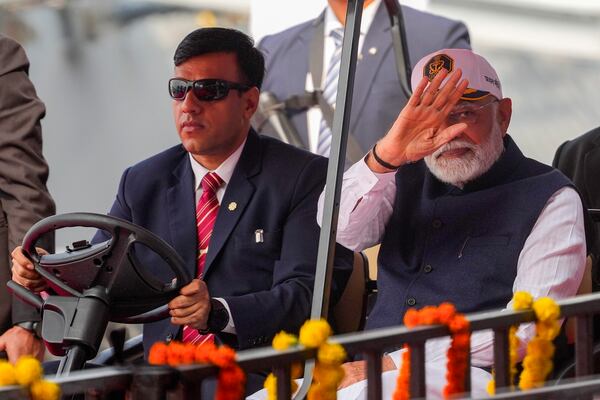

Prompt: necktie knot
xmin=201 ymin=172 xmax=223 ymax=197
xmin=330 ymin=28 xmax=344 ymax=48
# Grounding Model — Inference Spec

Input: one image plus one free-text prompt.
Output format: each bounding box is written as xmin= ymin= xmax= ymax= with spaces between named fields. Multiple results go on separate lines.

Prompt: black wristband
xmin=372 ymin=143 xmax=402 ymax=170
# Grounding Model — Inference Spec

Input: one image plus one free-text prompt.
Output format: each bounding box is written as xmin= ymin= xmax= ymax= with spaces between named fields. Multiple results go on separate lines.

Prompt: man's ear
xmin=497 ymin=98 xmax=512 ymax=136
xmin=243 ymin=87 xmax=260 ymax=120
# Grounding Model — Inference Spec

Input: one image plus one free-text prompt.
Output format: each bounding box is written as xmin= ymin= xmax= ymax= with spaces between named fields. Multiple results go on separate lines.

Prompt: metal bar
xmin=382 ymin=0 xmax=412 ymax=97
xmin=57 ymin=345 xmax=89 ymax=376
xmin=575 ymin=314 xmax=594 ymax=377
xmin=469 ymin=374 xmax=600 ymax=399
xmin=130 ymin=366 xmax=178 ymax=400
xmin=365 ymin=351 xmax=382 ymax=400
xmin=274 ymin=364 xmax=292 ymax=399
xmin=299 ymin=0 xmax=364 ymax=398
xmin=409 ymin=343 xmax=426 ymax=398
xmin=3 ymin=293 xmax=600 ymax=399
xmin=493 ymin=328 xmax=511 ymax=389
xmin=311 ymin=0 xmax=364 ymax=320
xmin=464 ymin=341 xmax=471 ymax=393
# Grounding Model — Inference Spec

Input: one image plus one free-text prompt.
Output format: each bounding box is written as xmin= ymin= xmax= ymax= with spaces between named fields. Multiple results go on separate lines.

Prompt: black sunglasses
xmin=168 ymin=78 xmax=252 ymax=101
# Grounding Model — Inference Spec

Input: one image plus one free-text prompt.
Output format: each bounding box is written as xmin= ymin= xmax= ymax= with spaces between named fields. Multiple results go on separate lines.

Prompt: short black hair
xmin=173 ymin=27 xmax=265 ymax=90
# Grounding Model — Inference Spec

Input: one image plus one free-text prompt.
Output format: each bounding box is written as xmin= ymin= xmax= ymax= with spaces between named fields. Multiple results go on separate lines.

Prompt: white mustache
xmin=434 ymin=139 xmax=475 ymax=159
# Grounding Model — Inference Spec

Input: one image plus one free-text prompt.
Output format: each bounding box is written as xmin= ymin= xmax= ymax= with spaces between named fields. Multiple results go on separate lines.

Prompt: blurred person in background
xmin=0 ymin=34 xmax=55 ymax=363
xmin=553 ymin=126 xmax=600 ymax=279
xmin=257 ymin=0 xmax=470 ymax=158
xmin=553 ymin=127 xmax=600 ymax=339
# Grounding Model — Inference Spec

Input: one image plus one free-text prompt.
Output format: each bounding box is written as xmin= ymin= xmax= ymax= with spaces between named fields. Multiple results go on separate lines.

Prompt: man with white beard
xmin=317 ymin=49 xmax=587 ymax=393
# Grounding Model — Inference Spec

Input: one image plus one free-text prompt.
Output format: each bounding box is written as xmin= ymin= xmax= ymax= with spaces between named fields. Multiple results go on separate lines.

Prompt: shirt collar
xmin=325 ymin=0 xmax=381 ymax=37
xmin=188 ymin=138 xmax=247 ymax=191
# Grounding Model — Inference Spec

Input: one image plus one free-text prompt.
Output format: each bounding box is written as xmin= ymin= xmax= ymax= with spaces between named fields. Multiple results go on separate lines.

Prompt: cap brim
xmin=460 ymin=89 xmax=491 ymax=101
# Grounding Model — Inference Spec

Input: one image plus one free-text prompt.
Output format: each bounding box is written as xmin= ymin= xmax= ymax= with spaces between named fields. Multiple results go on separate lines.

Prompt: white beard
xmin=424 ymin=126 xmax=505 ymax=189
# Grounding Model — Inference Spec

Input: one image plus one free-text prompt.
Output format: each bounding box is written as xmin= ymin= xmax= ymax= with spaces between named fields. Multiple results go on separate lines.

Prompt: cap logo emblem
xmin=423 ymin=54 xmax=454 ymax=81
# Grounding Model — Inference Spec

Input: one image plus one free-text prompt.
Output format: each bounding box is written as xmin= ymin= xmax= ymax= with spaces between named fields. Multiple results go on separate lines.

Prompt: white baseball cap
xmin=411 ymin=48 xmax=503 ymax=101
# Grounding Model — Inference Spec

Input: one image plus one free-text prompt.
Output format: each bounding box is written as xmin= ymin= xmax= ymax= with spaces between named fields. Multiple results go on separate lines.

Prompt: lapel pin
xmin=255 ymin=229 xmax=264 ymax=243
xmin=368 ymin=47 xmax=377 ymax=55
xmin=228 ymin=202 xmax=237 ymax=211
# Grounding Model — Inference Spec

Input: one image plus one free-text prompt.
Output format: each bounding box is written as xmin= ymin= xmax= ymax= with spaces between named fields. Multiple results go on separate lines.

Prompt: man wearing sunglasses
xmin=318 ymin=49 xmax=586 ymax=395
xmin=11 ymin=27 xmax=352 ymax=394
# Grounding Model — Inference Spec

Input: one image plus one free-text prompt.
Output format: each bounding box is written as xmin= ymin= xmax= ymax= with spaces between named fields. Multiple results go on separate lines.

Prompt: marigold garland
xmin=487 ymin=292 xmax=560 ymax=395
xmin=265 ymin=320 xmax=346 ymax=400
xmin=0 ymin=356 xmax=60 ymax=400
xmin=148 ymin=341 xmax=245 ymax=400
xmin=392 ymin=303 xmax=471 ymax=400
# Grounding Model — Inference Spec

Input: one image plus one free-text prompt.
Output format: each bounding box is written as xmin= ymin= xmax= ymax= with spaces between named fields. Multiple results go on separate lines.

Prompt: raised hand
xmin=369 ymin=69 xmax=469 ymax=171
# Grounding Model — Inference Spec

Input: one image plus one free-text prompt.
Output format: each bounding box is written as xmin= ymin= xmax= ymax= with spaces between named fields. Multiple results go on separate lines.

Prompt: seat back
xmin=332 ymin=252 xmax=375 ymax=334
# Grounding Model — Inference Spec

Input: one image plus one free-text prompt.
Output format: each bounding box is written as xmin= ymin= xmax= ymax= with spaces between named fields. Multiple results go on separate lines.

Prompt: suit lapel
xmin=167 ymin=152 xmax=198 ymax=279
xmin=203 ymin=131 xmax=261 ymax=275
xmin=288 ymin=13 xmax=325 ymax=148
xmin=349 ymin=3 xmax=392 ymax=134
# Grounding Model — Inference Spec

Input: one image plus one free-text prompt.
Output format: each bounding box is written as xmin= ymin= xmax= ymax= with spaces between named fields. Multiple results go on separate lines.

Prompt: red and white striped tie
xmin=182 ymin=171 xmax=223 ymax=344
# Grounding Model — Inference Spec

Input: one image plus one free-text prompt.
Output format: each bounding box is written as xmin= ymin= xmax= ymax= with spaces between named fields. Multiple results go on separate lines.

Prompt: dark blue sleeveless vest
xmin=366 ymin=136 xmax=571 ymax=330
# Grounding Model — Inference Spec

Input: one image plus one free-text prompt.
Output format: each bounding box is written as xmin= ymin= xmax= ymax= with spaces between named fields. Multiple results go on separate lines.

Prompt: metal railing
xmin=2 ymin=293 xmax=600 ymax=399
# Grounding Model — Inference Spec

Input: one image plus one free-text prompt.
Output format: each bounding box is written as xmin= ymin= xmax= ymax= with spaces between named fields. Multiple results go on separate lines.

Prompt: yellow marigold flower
xmin=30 ymin=379 xmax=60 ymax=400
xmin=317 ymin=342 xmax=346 ymax=365
xmin=314 ymin=364 xmax=344 ymax=383
xmin=513 ymin=291 xmax=533 ymax=310
xmin=486 ymin=379 xmax=495 ymax=395
xmin=536 ymin=321 xmax=561 ymax=341
xmin=0 ymin=361 xmax=17 ymax=386
xmin=272 ymin=331 xmax=297 ymax=351
xmin=532 ymin=297 xmax=560 ymax=322
xmin=299 ymin=319 xmax=332 ymax=348
xmin=14 ymin=356 xmax=42 ymax=386
xmin=264 ymin=373 xmax=277 ymax=400
xmin=528 ymin=337 xmax=555 ymax=358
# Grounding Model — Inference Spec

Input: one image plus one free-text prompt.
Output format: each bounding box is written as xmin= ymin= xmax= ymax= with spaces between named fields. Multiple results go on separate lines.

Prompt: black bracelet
xmin=372 ymin=143 xmax=402 ymax=170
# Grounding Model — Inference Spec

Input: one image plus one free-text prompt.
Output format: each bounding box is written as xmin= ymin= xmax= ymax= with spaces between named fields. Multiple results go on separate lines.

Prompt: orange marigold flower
xmin=148 ymin=342 xmax=169 ymax=365
xmin=211 ymin=346 xmax=236 ymax=368
xmin=437 ymin=303 xmax=457 ymax=325
xmin=403 ymin=308 xmax=420 ymax=328
xmin=419 ymin=306 xmax=439 ymax=325
xmin=195 ymin=342 xmax=217 ymax=363
xmin=448 ymin=314 xmax=469 ymax=333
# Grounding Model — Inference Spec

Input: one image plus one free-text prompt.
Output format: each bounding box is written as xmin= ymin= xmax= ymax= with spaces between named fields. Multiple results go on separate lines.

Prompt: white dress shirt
xmin=188 ymin=138 xmax=246 ymax=334
xmin=305 ymin=0 xmax=381 ymax=153
xmin=317 ymin=157 xmax=587 ymax=368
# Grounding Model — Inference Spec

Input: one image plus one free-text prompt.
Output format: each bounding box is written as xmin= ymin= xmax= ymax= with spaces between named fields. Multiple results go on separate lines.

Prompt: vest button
xmin=424 ymin=264 xmax=433 ymax=273
xmin=432 ymin=219 xmax=443 ymax=229
xmin=406 ymin=297 xmax=416 ymax=306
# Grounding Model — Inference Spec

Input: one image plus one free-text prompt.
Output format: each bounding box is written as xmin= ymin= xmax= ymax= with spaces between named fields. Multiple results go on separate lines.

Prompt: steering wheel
xmin=20 ymin=212 xmax=192 ymax=323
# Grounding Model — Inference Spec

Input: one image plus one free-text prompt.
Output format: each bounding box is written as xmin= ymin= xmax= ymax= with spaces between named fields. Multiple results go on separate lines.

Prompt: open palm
xmin=377 ymin=68 xmax=469 ymax=166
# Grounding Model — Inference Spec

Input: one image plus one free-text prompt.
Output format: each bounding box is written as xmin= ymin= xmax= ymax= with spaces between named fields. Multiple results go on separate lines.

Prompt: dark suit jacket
xmin=0 ymin=35 xmax=55 ymax=332
xmin=258 ymin=3 xmax=471 ymax=153
xmin=95 ymin=130 xmax=352 ymax=355
xmin=553 ymin=127 xmax=600 ymax=265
